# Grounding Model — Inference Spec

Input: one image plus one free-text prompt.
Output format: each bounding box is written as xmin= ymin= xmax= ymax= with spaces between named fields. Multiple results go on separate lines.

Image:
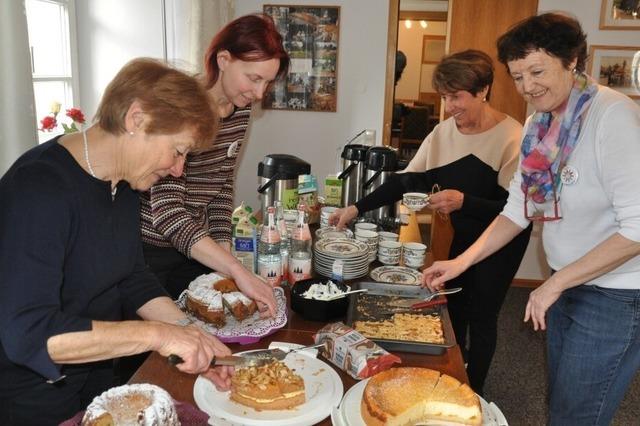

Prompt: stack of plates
xmin=314 ymin=238 xmax=370 ymax=280
xmin=315 ymin=226 xmax=354 ymax=240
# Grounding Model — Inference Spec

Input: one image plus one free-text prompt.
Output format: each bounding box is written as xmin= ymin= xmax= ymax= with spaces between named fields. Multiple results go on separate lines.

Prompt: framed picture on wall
xmin=599 ymin=0 xmax=640 ymax=30
xmin=588 ymin=45 xmax=640 ymax=99
xmin=262 ymin=5 xmax=340 ymax=112
xmin=421 ymin=35 xmax=446 ymax=64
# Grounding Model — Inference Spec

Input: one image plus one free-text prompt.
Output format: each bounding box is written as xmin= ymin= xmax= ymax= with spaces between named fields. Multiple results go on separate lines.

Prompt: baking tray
xmin=345 ymin=281 xmax=456 ymax=355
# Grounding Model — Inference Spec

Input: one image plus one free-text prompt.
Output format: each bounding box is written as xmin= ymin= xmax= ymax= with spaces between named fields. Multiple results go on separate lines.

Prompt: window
xmin=25 ymin=0 xmax=79 ymax=143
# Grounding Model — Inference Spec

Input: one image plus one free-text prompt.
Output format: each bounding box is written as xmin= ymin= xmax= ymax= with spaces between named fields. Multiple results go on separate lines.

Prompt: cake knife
xmin=167 ymin=352 xmax=277 ymax=368
xmin=168 ymin=342 xmax=326 ymax=369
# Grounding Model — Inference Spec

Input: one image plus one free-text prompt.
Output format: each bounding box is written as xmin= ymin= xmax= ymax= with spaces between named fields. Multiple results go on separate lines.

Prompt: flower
xmin=38 ymin=102 xmax=85 ymax=133
xmin=65 ymin=108 xmax=85 ymax=124
xmin=39 ymin=115 xmax=58 ymax=131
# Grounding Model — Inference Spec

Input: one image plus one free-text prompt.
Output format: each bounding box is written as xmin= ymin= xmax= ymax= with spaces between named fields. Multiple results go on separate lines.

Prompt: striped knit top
xmin=139 ymin=106 xmax=251 ymax=257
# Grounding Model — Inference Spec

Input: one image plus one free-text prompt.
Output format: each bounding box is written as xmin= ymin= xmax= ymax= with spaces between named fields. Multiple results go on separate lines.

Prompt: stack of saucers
xmin=313 ymin=238 xmax=370 ymax=279
xmin=315 ymin=226 xmax=354 ymax=240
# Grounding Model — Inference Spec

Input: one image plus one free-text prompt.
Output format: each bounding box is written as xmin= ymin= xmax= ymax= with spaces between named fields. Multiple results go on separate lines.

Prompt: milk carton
xmin=232 ymin=204 xmax=258 ymax=273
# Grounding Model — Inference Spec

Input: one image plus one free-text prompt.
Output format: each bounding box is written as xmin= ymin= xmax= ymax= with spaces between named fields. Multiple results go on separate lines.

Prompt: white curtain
xmin=0 ymin=0 xmax=37 ymax=174
xmin=187 ymin=0 xmax=235 ymax=74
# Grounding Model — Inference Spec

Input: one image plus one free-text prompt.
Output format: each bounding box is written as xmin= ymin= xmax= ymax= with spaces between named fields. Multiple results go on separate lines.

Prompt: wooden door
xmin=448 ymin=0 xmax=539 ymax=124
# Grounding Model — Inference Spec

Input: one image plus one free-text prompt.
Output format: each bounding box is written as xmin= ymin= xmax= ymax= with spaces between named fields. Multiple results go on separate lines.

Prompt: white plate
xmin=314 ymin=239 xmax=369 ymax=258
xmin=332 ymin=378 xmax=508 ymax=426
xmin=195 ymin=351 xmax=343 ymax=426
xmin=370 ymin=266 xmax=422 ymax=285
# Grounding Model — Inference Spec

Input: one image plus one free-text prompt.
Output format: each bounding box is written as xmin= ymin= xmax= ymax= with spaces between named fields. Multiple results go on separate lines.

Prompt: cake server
xmin=389 ymin=287 xmax=462 ymax=308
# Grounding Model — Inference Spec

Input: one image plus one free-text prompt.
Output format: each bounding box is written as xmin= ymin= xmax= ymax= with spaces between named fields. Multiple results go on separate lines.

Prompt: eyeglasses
xmin=524 ymin=170 xmax=562 ymax=222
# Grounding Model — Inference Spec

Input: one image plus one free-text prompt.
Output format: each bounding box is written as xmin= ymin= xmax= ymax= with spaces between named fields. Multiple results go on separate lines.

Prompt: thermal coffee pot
xmin=338 ymin=144 xmax=369 ymax=208
xmin=362 ymin=147 xmax=397 ymax=222
xmin=257 ymin=154 xmax=311 ymax=212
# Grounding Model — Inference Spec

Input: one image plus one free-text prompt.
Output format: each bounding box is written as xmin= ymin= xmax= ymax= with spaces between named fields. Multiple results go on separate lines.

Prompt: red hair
xmin=203 ymin=14 xmax=290 ymax=88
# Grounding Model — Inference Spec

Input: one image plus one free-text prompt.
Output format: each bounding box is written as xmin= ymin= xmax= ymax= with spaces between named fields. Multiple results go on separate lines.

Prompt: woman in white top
xmin=423 ymin=13 xmax=640 ymax=425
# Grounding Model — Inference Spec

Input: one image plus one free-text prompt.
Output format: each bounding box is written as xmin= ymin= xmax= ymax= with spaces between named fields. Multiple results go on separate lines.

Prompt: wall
xmin=396 ymin=21 xmax=447 ymax=100
xmin=75 ymin=0 xmax=165 ymax=117
xmin=233 ymin=0 xmax=390 ymax=210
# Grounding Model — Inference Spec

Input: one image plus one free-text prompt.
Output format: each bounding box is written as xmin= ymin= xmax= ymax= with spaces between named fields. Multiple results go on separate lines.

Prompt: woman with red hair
xmin=139 ymin=14 xmax=289 ymax=314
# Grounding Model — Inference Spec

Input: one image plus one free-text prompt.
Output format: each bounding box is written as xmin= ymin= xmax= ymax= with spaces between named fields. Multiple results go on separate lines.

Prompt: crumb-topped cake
xmin=361 ymin=367 xmax=481 ymax=426
xmin=81 ymin=384 xmax=179 ymax=426
xmin=230 ymin=361 xmax=305 ymax=410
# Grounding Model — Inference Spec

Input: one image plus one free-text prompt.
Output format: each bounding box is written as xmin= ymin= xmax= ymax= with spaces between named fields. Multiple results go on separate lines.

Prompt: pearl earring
xmin=129 ymin=131 xmax=134 ymax=136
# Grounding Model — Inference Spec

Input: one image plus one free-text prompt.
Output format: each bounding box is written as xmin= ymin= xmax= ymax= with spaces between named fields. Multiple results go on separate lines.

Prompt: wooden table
xmin=129 ymin=290 xmax=468 ymax=426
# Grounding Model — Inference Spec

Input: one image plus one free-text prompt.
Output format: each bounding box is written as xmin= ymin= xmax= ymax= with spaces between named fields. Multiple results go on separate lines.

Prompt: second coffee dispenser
xmin=362 ymin=146 xmax=398 ymax=222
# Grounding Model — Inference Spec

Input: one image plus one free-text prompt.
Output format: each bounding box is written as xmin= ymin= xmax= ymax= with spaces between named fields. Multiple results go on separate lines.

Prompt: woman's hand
xmin=233 ymin=267 xmax=277 ymax=318
xmin=421 ymin=258 xmax=467 ymax=291
xmin=154 ymin=323 xmax=231 ymax=374
xmin=328 ymin=205 xmax=358 ymax=229
xmin=524 ymin=279 xmax=563 ymax=331
xmin=202 ymin=366 xmax=233 ymax=391
xmin=428 ymin=189 xmax=464 ymax=214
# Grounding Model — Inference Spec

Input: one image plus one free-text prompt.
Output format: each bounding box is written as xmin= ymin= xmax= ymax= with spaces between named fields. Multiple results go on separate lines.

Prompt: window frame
xmin=26 ymin=0 xmax=80 ymax=138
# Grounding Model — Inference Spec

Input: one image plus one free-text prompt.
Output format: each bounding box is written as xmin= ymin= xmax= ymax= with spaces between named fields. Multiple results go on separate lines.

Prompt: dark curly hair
xmin=497 ymin=13 xmax=587 ymax=73
xmin=432 ymin=49 xmax=494 ymax=100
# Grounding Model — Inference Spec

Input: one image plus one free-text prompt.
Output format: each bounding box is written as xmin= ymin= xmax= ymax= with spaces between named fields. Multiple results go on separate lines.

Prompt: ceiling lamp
xmin=420 ymin=20 xmax=428 ymax=28
xmin=404 ymin=19 xmax=412 ymax=29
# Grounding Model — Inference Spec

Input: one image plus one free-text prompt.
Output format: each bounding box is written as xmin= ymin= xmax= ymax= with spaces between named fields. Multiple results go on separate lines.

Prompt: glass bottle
xmin=275 ymin=201 xmax=289 ymax=286
xmin=288 ymin=204 xmax=313 ymax=285
xmin=258 ymin=206 xmax=282 ymax=287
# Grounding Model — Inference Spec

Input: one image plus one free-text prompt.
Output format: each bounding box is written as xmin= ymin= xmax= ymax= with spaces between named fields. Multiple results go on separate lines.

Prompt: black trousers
xmin=0 ymin=363 xmax=114 ymax=426
xmin=446 ymin=225 xmax=532 ymax=395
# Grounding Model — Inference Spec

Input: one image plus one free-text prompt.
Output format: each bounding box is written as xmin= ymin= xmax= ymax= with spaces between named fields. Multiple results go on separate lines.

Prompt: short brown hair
xmin=432 ymin=50 xmax=494 ymax=100
xmin=95 ymin=58 xmax=216 ymax=150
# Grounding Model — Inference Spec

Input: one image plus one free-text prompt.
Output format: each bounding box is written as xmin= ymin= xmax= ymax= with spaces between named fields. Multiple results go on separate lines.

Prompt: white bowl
xmin=378 ymin=254 xmax=400 ymax=265
xmin=378 ymin=240 xmax=402 ymax=256
xmin=378 ymin=231 xmax=399 ymax=241
xmin=354 ymin=222 xmax=378 ymax=232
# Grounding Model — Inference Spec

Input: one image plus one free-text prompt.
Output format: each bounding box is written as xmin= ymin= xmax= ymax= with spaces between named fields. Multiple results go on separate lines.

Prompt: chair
xmin=398 ymin=106 xmax=435 ymax=161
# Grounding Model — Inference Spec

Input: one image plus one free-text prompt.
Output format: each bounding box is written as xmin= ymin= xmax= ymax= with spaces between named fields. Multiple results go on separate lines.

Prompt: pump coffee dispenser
xmin=257 ymin=154 xmax=311 ymax=212
xmin=362 ymin=147 xmax=397 ymax=222
xmin=338 ymin=144 xmax=369 ymax=208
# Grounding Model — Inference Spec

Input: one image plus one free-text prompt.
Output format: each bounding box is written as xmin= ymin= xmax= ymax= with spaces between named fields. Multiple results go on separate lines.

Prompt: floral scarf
xmin=520 ymin=73 xmax=598 ymax=203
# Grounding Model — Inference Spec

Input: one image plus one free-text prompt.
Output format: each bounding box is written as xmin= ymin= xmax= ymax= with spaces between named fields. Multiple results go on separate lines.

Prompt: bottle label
xmin=289 ymin=257 xmax=312 ymax=284
xmin=259 ymin=260 xmax=282 ymax=287
xmin=234 ymin=237 xmax=255 ymax=252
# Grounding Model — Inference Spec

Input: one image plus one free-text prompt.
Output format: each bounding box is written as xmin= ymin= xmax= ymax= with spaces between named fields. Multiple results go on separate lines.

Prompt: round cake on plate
xmin=81 ymin=383 xmax=179 ymax=426
xmin=361 ymin=367 xmax=482 ymax=425
xmin=230 ymin=360 xmax=305 ymax=410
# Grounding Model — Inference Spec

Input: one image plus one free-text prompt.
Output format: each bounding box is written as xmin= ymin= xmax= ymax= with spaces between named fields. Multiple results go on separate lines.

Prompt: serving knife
xmin=168 ymin=342 xmax=326 ymax=369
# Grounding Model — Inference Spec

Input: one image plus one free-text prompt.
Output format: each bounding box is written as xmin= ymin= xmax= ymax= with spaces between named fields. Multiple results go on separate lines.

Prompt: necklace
xmin=83 ymin=129 xmax=117 ymax=199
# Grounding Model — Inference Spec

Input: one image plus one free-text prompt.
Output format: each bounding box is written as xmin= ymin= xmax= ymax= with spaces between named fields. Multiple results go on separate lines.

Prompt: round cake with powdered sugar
xmin=185 ymin=273 xmax=226 ymax=326
xmin=185 ymin=273 xmax=257 ymax=327
xmin=81 ymin=383 xmax=179 ymax=425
